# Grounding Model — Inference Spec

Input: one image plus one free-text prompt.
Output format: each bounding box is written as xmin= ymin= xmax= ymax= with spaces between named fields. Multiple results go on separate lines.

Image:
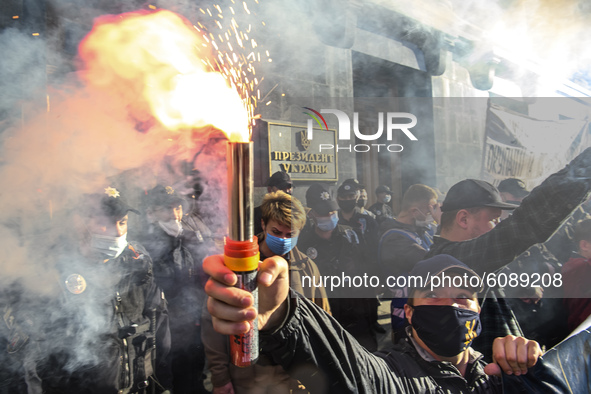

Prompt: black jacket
xmin=39 ymin=242 xmax=170 ymax=394
xmin=368 ymin=202 xmax=393 ymax=224
xmin=261 ymin=291 xmax=501 ymax=393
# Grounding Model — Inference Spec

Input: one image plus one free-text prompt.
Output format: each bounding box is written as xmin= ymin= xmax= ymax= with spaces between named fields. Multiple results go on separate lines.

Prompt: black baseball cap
xmin=440 ymin=179 xmax=519 ymax=212
xmin=81 ymin=187 xmax=139 ymax=218
xmin=146 ymin=185 xmax=185 ymax=208
xmin=342 ymin=178 xmax=365 ymax=189
xmin=408 ymin=254 xmax=483 ymax=294
xmin=337 ymin=180 xmax=361 ymax=197
xmin=267 ymin=171 xmax=293 ymax=190
xmin=306 ymin=183 xmax=339 ymax=215
xmin=497 ymin=178 xmax=530 ymax=199
xmin=375 ymin=185 xmax=392 ymax=195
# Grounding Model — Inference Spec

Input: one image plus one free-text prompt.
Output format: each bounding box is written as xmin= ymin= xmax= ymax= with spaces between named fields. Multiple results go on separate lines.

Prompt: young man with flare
xmin=202 ymin=191 xmax=329 ymax=394
xmin=203 ymin=253 xmax=542 ymax=393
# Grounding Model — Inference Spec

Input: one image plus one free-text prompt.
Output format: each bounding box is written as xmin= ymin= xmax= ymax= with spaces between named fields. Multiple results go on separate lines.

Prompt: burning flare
xmin=79 ymin=9 xmax=250 ymax=142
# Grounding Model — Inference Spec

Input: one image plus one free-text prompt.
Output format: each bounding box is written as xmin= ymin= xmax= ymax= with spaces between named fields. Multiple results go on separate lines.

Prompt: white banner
xmin=482 ymin=104 xmax=590 ymax=188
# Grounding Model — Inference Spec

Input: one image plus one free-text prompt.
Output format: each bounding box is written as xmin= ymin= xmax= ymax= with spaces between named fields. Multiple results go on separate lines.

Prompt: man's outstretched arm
xmin=203 ymin=255 xmax=404 ymax=393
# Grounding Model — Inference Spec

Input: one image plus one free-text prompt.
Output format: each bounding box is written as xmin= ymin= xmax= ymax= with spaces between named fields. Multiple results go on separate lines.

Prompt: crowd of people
xmin=204 ymin=147 xmax=591 ymax=393
xmin=3 ymin=148 xmax=591 ymax=393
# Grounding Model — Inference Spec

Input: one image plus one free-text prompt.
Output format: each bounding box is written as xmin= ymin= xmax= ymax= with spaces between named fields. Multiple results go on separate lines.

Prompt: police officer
xmin=368 ymin=185 xmax=394 ymax=223
xmin=38 ymin=187 xmax=171 ymax=394
xmin=337 ymin=179 xmax=380 ymax=263
xmin=298 ymin=183 xmax=377 ymax=351
xmin=356 ymin=185 xmax=376 ymax=219
xmin=139 ymin=184 xmax=206 ymax=393
xmin=337 ymin=179 xmax=383 ymax=334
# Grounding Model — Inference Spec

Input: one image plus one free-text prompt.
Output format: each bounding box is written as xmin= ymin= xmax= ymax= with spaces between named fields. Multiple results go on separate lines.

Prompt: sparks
xmin=184 ymin=0 xmax=273 ymax=139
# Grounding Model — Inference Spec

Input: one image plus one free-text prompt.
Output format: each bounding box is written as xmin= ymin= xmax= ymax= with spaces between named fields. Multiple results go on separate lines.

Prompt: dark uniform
xmin=338 ymin=207 xmax=384 ymax=334
xmin=368 ymin=202 xmax=394 ymax=223
xmin=139 ymin=185 xmax=208 ymax=393
xmin=337 ymin=179 xmax=384 ymax=335
xmin=39 ymin=241 xmax=170 ymax=394
xmin=298 ymin=224 xmax=377 ymax=351
xmin=338 ymin=207 xmax=380 ymax=264
xmin=181 ymin=209 xmax=218 ymax=293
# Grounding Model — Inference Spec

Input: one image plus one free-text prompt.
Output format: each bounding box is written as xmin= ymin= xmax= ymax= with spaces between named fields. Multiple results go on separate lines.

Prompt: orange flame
xmin=78 ymin=9 xmax=250 ymax=142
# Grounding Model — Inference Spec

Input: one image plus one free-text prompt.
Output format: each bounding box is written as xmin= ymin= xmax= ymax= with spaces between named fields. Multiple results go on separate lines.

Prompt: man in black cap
xmin=337 ymin=179 xmax=383 ymax=334
xmin=368 ymin=185 xmax=394 ymax=223
xmin=38 ymin=186 xmax=171 ymax=394
xmin=267 ymin=171 xmax=294 ymax=195
xmin=437 ymin=179 xmax=518 ymax=241
xmin=180 ymin=168 xmax=218 ymax=253
xmin=425 ymin=148 xmax=591 ymax=362
xmin=337 ymin=179 xmax=379 ymax=263
xmin=300 ymin=183 xmax=356 ymax=279
xmin=254 ymin=171 xmax=294 ymax=235
xmin=298 ymin=183 xmax=377 ymax=351
xmin=138 ymin=184 xmax=207 ymax=393
xmin=497 ymin=178 xmax=530 ymax=205
xmin=203 ymin=253 xmax=545 ymax=393
xmin=497 ymin=178 xmax=530 ymax=221
xmin=356 ymin=184 xmax=376 ymax=219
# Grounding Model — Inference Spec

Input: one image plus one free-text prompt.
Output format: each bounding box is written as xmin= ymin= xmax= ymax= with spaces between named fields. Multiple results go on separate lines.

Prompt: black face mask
xmin=338 ymin=199 xmax=357 ymax=213
xmin=410 ymin=305 xmax=481 ymax=357
xmin=357 ymin=198 xmax=367 ymax=208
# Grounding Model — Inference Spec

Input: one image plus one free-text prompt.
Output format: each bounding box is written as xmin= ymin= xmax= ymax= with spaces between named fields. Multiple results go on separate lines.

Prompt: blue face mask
xmin=265 ymin=232 xmax=297 ymax=256
xmin=316 ymin=212 xmax=339 ymax=232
